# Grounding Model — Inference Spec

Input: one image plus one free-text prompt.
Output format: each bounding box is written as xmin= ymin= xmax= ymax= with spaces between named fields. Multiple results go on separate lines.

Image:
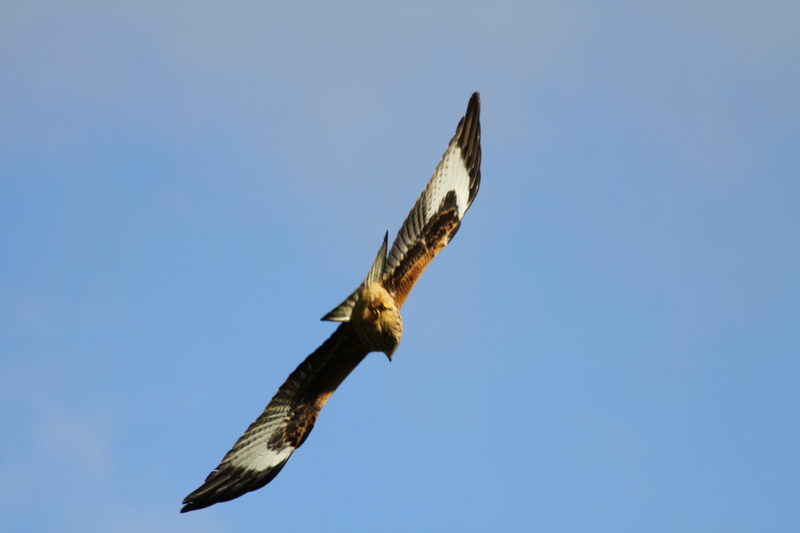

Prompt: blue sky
xmin=1 ymin=1 xmax=798 ymax=531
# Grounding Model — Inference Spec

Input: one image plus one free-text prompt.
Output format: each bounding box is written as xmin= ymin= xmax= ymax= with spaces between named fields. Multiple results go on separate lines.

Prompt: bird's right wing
xmin=181 ymin=324 xmax=369 ymax=512
xmin=383 ymin=92 xmax=482 ymax=308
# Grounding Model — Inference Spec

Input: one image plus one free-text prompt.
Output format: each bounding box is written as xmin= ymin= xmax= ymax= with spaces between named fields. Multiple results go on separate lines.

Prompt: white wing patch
xmin=425 ymin=144 xmax=472 ymax=220
xmin=226 ymin=415 xmax=293 ymax=472
xmin=232 ymin=445 xmax=294 ymax=472
xmin=211 ymin=394 xmax=298 ymax=471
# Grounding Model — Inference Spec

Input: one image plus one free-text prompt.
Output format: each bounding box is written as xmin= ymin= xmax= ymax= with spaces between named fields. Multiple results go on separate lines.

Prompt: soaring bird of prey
xmin=182 ymin=92 xmax=482 ymax=513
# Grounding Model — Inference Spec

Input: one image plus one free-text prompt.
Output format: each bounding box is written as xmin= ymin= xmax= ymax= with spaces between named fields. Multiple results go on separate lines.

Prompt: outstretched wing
xmin=181 ymin=324 xmax=369 ymax=512
xmin=383 ymin=92 xmax=482 ymax=307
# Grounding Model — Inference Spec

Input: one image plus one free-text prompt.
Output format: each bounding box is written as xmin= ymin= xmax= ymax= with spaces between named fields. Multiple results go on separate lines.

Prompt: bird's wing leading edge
xmin=383 ymin=91 xmax=481 ymax=307
xmin=181 ymin=324 xmax=369 ymax=512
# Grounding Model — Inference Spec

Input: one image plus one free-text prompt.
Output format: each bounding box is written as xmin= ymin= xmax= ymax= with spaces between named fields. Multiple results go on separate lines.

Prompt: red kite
xmin=182 ymin=93 xmax=481 ymax=512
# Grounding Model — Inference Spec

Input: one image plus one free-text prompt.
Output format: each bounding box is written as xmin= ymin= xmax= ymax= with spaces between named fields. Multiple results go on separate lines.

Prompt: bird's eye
xmin=371 ymin=301 xmax=390 ymax=316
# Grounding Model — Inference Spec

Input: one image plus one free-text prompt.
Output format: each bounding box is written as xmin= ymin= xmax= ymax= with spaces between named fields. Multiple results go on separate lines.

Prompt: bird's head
xmin=353 ymin=282 xmax=403 ymax=360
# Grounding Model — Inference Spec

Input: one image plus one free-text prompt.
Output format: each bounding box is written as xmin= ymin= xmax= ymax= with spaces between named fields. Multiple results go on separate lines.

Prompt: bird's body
xmin=182 ymin=93 xmax=482 ymax=512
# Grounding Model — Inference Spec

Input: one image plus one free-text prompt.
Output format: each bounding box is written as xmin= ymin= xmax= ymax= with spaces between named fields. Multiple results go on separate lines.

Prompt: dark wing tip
xmin=180 ymin=502 xmax=205 ymax=513
xmin=180 ymin=461 xmax=289 ymax=513
xmin=459 ymin=93 xmax=482 ymax=209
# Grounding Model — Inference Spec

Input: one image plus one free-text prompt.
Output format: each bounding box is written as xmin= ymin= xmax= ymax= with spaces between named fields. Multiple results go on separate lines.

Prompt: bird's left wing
xmin=383 ymin=92 xmax=481 ymax=307
xmin=181 ymin=324 xmax=369 ymax=512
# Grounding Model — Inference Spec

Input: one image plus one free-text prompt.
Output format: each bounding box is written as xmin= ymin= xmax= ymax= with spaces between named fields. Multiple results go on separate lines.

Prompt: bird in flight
xmin=182 ymin=92 xmax=482 ymax=512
